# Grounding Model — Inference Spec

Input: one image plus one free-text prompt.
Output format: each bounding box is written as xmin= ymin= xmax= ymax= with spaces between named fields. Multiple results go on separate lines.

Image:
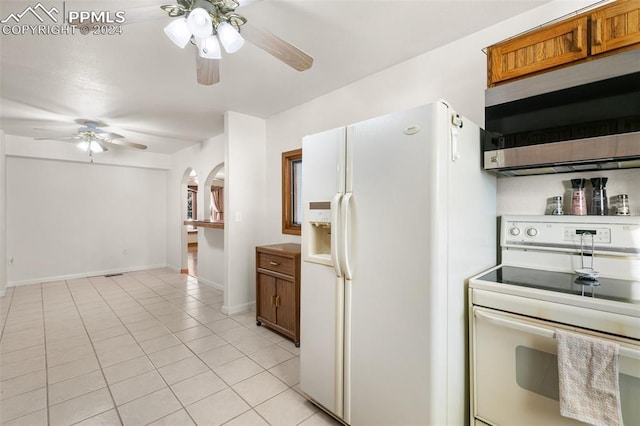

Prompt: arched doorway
xmin=180 ymin=167 xmax=199 ymax=277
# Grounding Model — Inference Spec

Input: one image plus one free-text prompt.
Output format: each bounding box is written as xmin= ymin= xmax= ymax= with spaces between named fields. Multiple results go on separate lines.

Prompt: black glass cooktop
xmin=477 ymin=266 xmax=640 ymax=305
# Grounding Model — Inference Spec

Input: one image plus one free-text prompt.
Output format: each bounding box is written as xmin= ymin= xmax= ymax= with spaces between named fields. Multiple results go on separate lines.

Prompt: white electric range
xmin=469 ymin=215 xmax=640 ymax=426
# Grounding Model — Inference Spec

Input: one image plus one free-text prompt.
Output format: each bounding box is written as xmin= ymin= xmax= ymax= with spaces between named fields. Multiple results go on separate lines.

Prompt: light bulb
xmin=186 ymin=8 xmax=212 ymax=38
xmin=164 ymin=17 xmax=191 ymax=48
xmin=216 ymin=22 xmax=244 ymax=53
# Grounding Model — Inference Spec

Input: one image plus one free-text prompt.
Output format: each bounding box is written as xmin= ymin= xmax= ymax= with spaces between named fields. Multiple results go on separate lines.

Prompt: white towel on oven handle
xmin=556 ymin=329 xmax=623 ymax=426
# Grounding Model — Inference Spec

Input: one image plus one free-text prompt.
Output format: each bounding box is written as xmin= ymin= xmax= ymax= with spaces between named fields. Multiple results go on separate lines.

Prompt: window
xmin=282 ymin=148 xmax=302 ymax=235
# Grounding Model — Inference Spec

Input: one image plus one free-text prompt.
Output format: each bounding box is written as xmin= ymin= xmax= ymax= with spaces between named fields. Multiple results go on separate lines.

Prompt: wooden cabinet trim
xmin=487 ymin=0 xmax=640 ymax=87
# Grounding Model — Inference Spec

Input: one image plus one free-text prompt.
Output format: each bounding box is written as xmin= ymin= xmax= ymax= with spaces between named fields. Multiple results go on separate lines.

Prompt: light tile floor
xmin=0 ymin=269 xmax=340 ymax=426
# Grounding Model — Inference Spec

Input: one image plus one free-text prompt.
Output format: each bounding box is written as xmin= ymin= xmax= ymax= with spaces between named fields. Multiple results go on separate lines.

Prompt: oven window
xmin=515 ymin=346 xmax=640 ymax=422
xmin=515 ymin=346 xmax=559 ymax=401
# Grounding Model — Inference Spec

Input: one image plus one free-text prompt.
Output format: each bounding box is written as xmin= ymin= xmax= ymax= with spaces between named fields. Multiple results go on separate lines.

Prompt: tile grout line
xmin=0 ymin=287 xmax=46 ymax=424
xmin=110 ymin=272 xmax=203 ymax=426
xmin=2 ymin=270 xmax=309 ymax=426
xmin=0 ymin=287 xmax=16 ymax=342
xmin=40 ymin=283 xmax=51 ymax=426
xmin=64 ymin=277 xmax=126 ymax=426
xmin=110 ymin=271 xmax=290 ymax=425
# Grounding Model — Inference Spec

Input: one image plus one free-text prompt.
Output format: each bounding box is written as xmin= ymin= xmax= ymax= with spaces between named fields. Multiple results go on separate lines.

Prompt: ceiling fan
xmin=36 ymin=119 xmax=147 ymax=161
xmin=160 ymin=0 xmax=314 ymax=85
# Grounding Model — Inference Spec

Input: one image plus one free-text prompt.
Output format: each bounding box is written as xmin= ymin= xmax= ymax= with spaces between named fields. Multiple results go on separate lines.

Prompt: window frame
xmin=282 ymin=148 xmax=302 ymax=235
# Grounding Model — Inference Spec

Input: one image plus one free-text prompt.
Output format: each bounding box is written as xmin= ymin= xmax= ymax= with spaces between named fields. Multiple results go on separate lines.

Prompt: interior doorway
xmin=181 ymin=168 xmax=199 ymax=277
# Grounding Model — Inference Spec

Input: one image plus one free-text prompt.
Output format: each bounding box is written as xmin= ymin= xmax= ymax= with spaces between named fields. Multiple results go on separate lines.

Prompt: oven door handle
xmin=474 ymin=308 xmax=640 ymax=360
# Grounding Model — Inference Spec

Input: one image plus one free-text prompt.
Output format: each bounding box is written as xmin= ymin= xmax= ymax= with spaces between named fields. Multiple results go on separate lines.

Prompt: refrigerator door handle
xmin=331 ymin=193 xmax=343 ymax=278
xmin=340 ymin=192 xmax=353 ymax=280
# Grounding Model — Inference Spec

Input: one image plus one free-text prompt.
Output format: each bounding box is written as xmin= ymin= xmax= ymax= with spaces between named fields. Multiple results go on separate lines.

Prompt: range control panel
xmin=562 ymin=227 xmax=611 ymax=244
xmin=501 ymin=215 xmax=640 ymax=256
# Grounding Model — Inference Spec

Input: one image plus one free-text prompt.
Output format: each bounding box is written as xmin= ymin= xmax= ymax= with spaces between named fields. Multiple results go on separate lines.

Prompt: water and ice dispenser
xmin=306 ymin=201 xmax=332 ymax=263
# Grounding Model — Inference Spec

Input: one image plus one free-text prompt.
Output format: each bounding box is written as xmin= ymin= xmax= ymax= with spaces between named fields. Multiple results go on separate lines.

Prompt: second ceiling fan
xmin=161 ymin=0 xmax=314 ymax=85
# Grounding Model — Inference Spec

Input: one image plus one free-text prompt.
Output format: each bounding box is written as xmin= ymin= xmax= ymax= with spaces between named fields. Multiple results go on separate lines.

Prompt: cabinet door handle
xmin=275 ymin=295 xmax=281 ymax=307
xmin=593 ymin=18 xmax=602 ymax=46
xmin=271 ymin=295 xmax=277 ymax=306
xmin=269 ymin=261 xmax=280 ymax=266
xmin=572 ymin=25 xmax=583 ymax=51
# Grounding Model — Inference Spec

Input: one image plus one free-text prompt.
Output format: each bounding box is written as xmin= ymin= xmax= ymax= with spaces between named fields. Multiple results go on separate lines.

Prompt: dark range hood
xmin=483 ymin=49 xmax=640 ymax=176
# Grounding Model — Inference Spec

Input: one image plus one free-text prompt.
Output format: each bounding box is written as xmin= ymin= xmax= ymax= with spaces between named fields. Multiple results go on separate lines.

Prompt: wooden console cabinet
xmin=255 ymin=243 xmax=301 ymax=346
xmin=487 ymin=0 xmax=640 ymax=86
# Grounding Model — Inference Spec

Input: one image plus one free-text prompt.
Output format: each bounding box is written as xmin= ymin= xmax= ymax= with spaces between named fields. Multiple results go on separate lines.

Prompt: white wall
xmin=0 ymin=130 xmax=6 ymax=296
xmin=224 ymin=112 xmax=267 ymax=314
xmin=6 ymin=155 xmax=167 ymax=285
xmin=263 ymin=0 xmax=628 ymax=243
xmin=497 ymin=169 xmax=640 ymax=216
xmin=166 ymin=135 xmax=226 ymax=289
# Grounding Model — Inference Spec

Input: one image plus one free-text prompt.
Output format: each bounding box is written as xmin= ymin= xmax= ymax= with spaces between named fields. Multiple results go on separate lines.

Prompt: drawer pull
xmin=269 ymin=261 xmax=280 ymax=266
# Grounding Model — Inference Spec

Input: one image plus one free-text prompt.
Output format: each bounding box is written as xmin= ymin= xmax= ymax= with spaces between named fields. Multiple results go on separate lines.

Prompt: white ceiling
xmin=0 ymin=0 xmax=551 ymax=154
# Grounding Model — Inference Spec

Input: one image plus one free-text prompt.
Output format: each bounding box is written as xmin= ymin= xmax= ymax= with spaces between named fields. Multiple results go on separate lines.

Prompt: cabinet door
xmin=276 ymin=279 xmax=296 ymax=335
xmin=591 ymin=0 xmax=640 ymax=55
xmin=488 ymin=17 xmax=588 ymax=86
xmin=257 ymin=273 xmax=277 ymax=324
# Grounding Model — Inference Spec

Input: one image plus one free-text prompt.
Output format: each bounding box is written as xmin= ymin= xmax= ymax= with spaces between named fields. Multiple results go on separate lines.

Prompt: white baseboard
xmin=196 ymin=276 xmax=224 ymax=292
xmin=222 ymin=301 xmax=256 ymax=315
xmin=7 ymin=264 xmax=168 ymax=288
xmin=166 ymin=264 xmax=181 ymax=273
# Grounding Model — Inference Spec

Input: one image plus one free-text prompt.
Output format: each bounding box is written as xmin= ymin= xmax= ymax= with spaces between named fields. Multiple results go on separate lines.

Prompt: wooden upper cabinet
xmin=591 ymin=0 xmax=640 ymax=55
xmin=487 ymin=0 xmax=640 ymax=87
xmin=488 ymin=17 xmax=588 ymax=86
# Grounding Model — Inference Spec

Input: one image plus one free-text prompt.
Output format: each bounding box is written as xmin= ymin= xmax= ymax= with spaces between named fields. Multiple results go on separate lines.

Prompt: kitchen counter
xmin=183 ymin=220 xmax=224 ymax=229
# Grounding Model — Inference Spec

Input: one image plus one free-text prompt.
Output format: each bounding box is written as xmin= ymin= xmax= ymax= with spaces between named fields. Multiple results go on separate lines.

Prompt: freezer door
xmin=300 ymin=126 xmax=347 ymax=418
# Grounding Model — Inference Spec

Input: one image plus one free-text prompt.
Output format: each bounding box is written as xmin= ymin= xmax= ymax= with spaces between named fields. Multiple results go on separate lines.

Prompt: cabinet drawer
xmin=257 ymin=252 xmax=295 ymax=276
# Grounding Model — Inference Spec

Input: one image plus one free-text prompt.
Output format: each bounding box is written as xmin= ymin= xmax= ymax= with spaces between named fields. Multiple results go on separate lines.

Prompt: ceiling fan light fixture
xmin=197 ymin=35 xmax=222 ymax=59
xmin=216 ymin=22 xmax=244 ymax=53
xmin=89 ymin=140 xmax=107 ymax=153
xmin=187 ymin=8 xmax=213 ymax=38
xmin=164 ymin=17 xmax=192 ymax=48
xmin=77 ymin=140 xmax=90 ymax=152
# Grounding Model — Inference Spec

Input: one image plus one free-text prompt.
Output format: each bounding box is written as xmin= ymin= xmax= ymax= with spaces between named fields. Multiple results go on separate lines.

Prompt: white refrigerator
xmin=300 ymin=100 xmax=497 ymax=425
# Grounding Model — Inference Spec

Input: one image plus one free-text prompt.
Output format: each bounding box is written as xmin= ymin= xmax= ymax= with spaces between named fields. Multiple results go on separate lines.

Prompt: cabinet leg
xmin=256 ymin=321 xmax=262 ymax=326
xmin=295 ymin=341 xmax=300 ymax=348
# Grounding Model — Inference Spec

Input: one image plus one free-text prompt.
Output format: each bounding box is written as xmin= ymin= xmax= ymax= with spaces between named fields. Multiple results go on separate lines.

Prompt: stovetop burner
xmin=476 ymin=266 xmax=640 ymax=305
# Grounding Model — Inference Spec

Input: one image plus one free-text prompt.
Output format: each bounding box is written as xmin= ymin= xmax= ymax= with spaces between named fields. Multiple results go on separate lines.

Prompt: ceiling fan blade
xmin=237 ymin=0 xmax=264 ymax=7
xmin=105 ymin=139 xmax=148 ymax=150
xmin=95 ymin=131 xmax=124 ymax=139
xmin=241 ymin=22 xmax=313 ymax=72
xmin=196 ymin=54 xmax=220 ymax=86
xmin=34 ymin=136 xmax=80 ymax=141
